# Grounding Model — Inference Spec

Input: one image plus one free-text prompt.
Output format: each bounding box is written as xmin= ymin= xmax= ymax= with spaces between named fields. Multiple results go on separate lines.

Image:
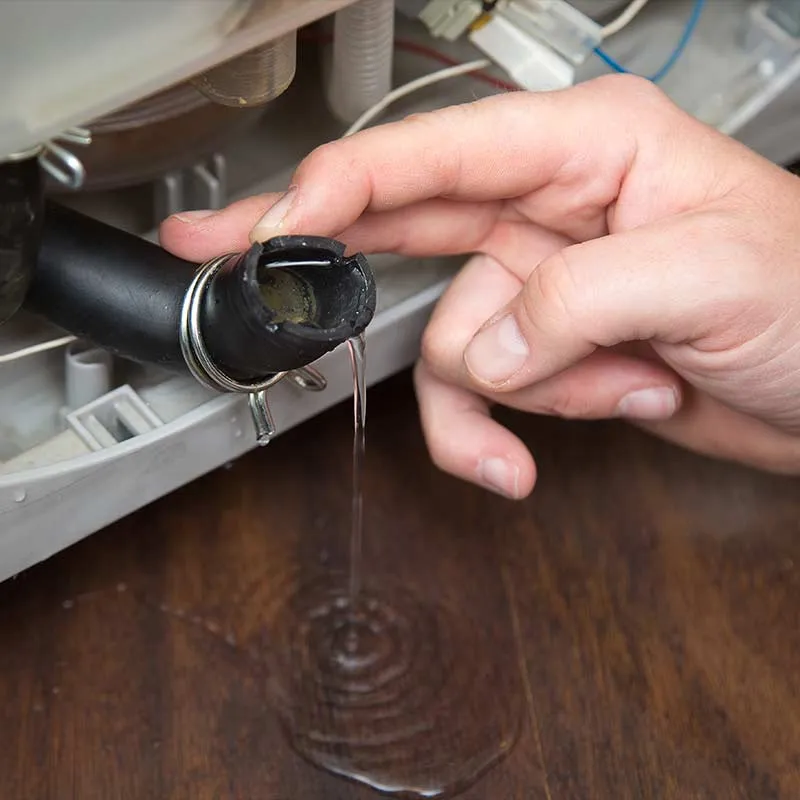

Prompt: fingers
xmin=248 ymin=77 xmax=646 ymax=244
xmin=159 ymin=194 xmax=283 ymax=263
xmin=421 ymin=253 xmax=524 ymax=386
xmin=161 ymin=73 xmax=705 ymax=260
xmin=421 ymin=239 xmax=569 ymax=387
xmin=160 ymin=192 xmax=568 ymax=266
xmin=413 ymin=361 xmax=536 ymax=499
xmin=499 ymin=350 xmax=682 ymax=421
xmin=160 ymin=72 xmax=752 ymax=264
xmin=415 ymin=346 xmax=682 ymax=500
xmin=424 ymin=249 xmax=683 ymax=422
xmin=418 ymin=251 xmax=681 ymax=494
xmin=330 ymin=202 xmax=568 ymax=269
xmin=636 ymin=390 xmax=800 ymax=476
xmin=462 ymin=211 xmax=731 ymax=394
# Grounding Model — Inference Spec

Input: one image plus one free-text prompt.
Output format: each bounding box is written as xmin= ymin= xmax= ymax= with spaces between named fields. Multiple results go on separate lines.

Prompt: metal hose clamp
xmin=1 ymin=127 xmax=92 ymax=190
xmin=179 ymin=253 xmax=327 ymax=445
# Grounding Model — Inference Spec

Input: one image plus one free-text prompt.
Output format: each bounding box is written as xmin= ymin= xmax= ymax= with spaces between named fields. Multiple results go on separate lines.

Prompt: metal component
xmin=1 ymin=126 xmax=92 ymax=189
xmin=179 ymin=253 xmax=326 ymax=445
xmin=57 ymin=126 xmax=92 ymax=147
xmin=192 ymin=32 xmax=297 ymax=107
xmin=287 ymin=365 xmax=327 ymax=392
xmin=37 ymin=126 xmax=92 ymax=190
xmin=247 ymin=390 xmax=277 ymax=443
xmin=0 ymin=144 xmax=43 ymax=164
xmin=180 ymin=252 xmax=284 ymax=394
xmin=154 ymin=153 xmax=228 ymax=221
xmin=39 ymin=140 xmax=86 ymax=189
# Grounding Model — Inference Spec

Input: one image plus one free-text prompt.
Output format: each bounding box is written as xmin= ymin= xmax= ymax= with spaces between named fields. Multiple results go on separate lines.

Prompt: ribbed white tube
xmin=326 ymin=0 xmax=396 ymax=125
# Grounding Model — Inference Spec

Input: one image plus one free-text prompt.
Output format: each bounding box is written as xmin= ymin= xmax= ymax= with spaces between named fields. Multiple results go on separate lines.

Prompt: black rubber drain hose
xmin=25 ymin=202 xmax=376 ymax=379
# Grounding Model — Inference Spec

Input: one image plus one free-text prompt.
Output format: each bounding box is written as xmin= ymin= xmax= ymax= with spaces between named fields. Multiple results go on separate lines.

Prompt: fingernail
xmin=464 ymin=315 xmax=528 ymax=385
xmin=616 ymin=387 xmax=678 ymax=420
xmin=250 ymin=186 xmax=298 ymax=241
xmin=172 ymin=209 xmax=215 ymax=223
xmin=478 ymin=458 xmax=520 ymax=499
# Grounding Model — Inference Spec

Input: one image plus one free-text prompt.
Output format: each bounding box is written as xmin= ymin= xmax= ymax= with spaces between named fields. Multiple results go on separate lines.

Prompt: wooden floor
xmin=2 ymin=370 xmax=799 ymax=800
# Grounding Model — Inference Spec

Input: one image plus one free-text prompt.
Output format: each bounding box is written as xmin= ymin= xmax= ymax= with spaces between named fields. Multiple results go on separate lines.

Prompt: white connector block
xmin=419 ymin=0 xmax=483 ymax=41
xmin=497 ymin=0 xmax=602 ymax=65
xmin=470 ymin=11 xmax=576 ymax=91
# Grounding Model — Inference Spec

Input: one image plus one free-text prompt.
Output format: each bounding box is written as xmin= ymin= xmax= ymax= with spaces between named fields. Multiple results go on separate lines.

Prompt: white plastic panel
xmin=0 ymin=0 xmax=355 ymax=158
xmin=0 ymin=281 xmax=448 ymax=583
xmin=573 ymin=0 xmax=800 ymax=143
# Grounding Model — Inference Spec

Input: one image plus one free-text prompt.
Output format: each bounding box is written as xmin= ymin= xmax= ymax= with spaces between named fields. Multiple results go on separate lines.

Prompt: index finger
xmin=257 ymin=75 xmax=644 ymax=241
xmin=159 ymin=75 xmax=652 ymax=258
xmin=161 ymin=72 xmax=729 ymax=262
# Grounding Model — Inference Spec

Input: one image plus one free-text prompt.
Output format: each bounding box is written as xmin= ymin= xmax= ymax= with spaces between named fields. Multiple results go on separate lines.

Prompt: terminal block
xmin=468 ymin=0 xmax=601 ymax=91
xmin=419 ymin=0 xmax=484 ymax=41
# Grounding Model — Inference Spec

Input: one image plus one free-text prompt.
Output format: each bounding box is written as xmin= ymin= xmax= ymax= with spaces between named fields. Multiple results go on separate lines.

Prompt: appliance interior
xmin=1 ymin=0 xmax=798 ymax=582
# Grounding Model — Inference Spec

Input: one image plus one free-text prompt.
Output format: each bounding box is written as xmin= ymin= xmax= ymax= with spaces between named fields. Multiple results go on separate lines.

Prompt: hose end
xmin=202 ymin=235 xmax=377 ymax=376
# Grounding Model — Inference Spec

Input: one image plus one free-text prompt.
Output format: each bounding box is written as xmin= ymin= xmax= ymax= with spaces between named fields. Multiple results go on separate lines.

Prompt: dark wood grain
xmin=1 ymin=370 xmax=799 ymax=799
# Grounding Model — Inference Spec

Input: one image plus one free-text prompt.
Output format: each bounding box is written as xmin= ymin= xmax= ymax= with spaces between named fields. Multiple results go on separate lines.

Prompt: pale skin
xmin=160 ymin=74 xmax=800 ymax=500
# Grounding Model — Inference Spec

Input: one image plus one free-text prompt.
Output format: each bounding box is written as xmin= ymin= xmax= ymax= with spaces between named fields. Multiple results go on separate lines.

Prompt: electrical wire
xmin=298 ymin=31 xmax=519 ymax=92
xmin=344 ymin=58 xmax=494 ymax=136
xmin=600 ymin=0 xmax=651 ymax=39
xmin=0 ymin=334 xmax=76 ymax=364
xmin=391 ymin=38 xmax=518 ymax=91
xmin=594 ymin=0 xmax=705 ymax=83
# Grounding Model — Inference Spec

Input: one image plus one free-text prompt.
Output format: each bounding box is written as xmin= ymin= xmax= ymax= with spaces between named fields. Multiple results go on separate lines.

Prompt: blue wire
xmin=593 ymin=0 xmax=706 ymax=83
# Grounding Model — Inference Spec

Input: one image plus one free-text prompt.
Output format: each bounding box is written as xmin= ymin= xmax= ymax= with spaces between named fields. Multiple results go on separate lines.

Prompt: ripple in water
xmin=266 ymin=576 xmax=520 ymax=798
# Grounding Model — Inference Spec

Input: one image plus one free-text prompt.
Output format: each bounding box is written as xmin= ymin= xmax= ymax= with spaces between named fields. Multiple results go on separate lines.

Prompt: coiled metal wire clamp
xmin=179 ymin=254 xmax=327 ymax=445
xmin=2 ymin=126 xmax=93 ymax=189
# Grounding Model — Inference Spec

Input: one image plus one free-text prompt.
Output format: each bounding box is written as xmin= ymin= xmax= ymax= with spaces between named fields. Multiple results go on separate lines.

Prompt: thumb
xmin=462 ymin=211 xmax=729 ymax=391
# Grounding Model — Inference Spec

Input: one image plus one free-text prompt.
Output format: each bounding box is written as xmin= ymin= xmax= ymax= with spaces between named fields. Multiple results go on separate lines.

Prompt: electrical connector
xmin=469 ymin=9 xmax=575 ymax=91
xmin=419 ymin=0 xmax=484 ymax=41
xmin=499 ymin=0 xmax=602 ymax=65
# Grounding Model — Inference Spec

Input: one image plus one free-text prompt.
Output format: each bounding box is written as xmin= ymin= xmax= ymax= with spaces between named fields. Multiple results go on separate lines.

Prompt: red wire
xmin=395 ymin=38 xmax=518 ymax=91
xmin=298 ymin=31 xmax=519 ymax=93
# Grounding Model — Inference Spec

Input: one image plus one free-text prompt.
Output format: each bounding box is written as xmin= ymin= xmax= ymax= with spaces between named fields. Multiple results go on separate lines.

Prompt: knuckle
xmin=592 ymin=72 xmax=667 ymax=108
xmin=296 ymin=141 xmax=355 ymax=184
xmin=419 ymin=317 xmax=451 ymax=374
xmin=536 ymin=387 xmax=599 ymax=420
xmin=586 ymin=74 xmax=680 ymax=144
xmin=523 ymin=252 xmax=583 ymax=335
xmin=297 ymin=141 xmax=336 ymax=174
xmin=400 ymin=107 xmax=468 ymax=195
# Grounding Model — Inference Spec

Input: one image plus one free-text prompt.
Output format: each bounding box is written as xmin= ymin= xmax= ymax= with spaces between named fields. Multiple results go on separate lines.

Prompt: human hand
xmin=160 ymin=74 xmax=800 ymax=499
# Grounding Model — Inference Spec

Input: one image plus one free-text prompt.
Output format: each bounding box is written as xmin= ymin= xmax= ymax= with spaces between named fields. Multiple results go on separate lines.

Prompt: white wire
xmin=0 ymin=334 xmax=77 ymax=364
xmin=600 ymin=0 xmax=651 ymax=39
xmin=0 ymin=59 xmax=495 ymax=368
xmin=344 ymin=58 xmax=493 ymax=137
